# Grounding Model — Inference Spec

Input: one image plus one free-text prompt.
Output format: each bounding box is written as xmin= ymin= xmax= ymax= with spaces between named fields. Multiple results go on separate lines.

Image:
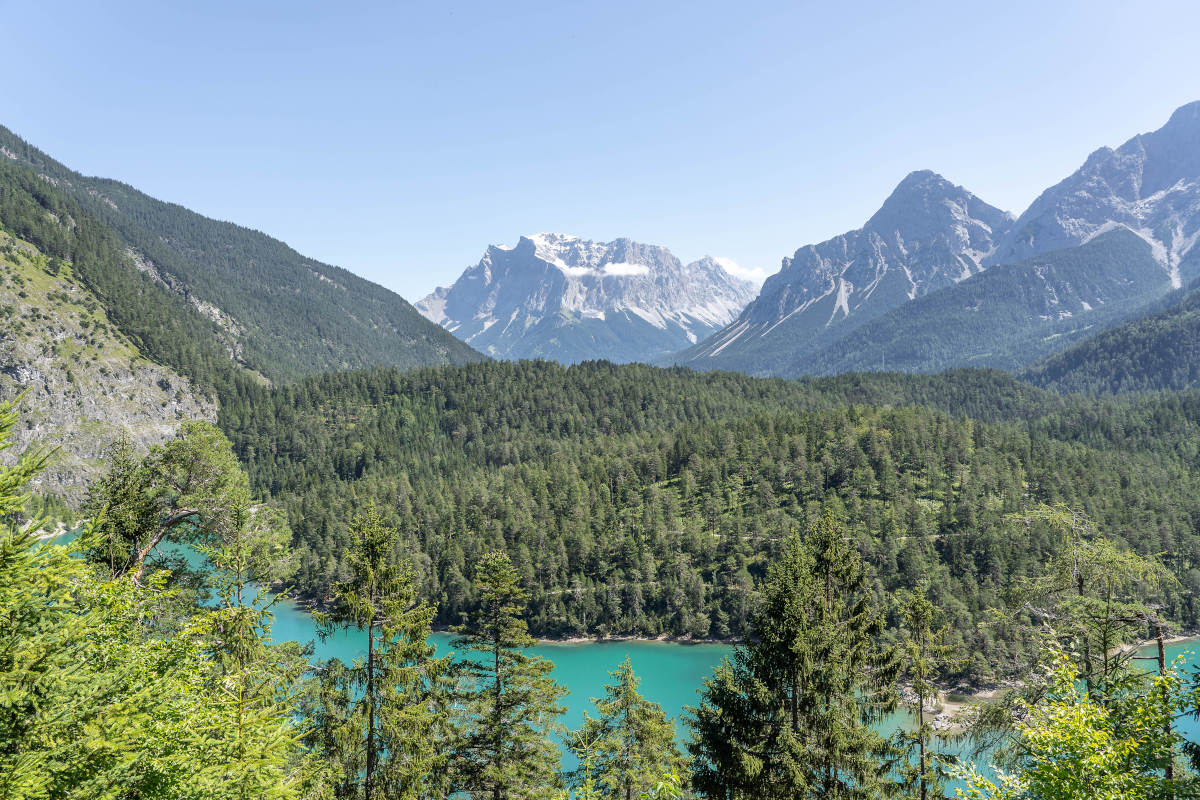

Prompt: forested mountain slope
xmin=0 ymin=125 xmax=482 ymax=382
xmin=220 ymin=361 xmax=1200 ymax=679
xmin=1022 ymin=268 xmax=1200 ymax=394
xmin=797 ymin=228 xmax=1169 ymax=375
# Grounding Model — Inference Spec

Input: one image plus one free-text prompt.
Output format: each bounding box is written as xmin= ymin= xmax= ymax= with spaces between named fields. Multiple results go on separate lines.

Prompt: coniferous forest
xmin=217 ymin=361 xmax=1200 ymax=682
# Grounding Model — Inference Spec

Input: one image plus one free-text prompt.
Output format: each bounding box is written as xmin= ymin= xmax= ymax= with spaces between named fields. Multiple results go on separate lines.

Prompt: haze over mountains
xmin=417 ymin=233 xmax=756 ymax=363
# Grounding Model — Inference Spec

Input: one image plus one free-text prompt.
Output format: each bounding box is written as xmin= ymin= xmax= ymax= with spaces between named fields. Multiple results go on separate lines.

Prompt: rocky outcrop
xmin=990 ymin=100 xmax=1200 ymax=288
xmin=0 ymin=231 xmax=215 ymax=506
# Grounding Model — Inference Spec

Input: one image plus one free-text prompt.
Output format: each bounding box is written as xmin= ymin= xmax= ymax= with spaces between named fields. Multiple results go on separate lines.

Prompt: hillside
xmin=0 ymin=125 xmax=482 ymax=383
xmin=796 ymin=228 xmax=1169 ymax=375
xmin=0 ymin=228 xmax=215 ymax=503
xmin=1022 ymin=267 xmax=1200 ymax=394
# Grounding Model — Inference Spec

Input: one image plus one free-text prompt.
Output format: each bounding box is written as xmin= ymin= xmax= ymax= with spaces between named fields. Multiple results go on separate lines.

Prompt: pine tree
xmin=82 ymin=421 xmax=250 ymax=582
xmin=567 ymin=656 xmax=683 ymax=800
xmin=310 ymin=504 xmax=451 ymax=800
xmin=202 ymin=492 xmax=308 ymax=800
xmin=451 ymin=550 xmax=567 ymax=799
xmin=687 ymin=513 xmax=899 ymax=799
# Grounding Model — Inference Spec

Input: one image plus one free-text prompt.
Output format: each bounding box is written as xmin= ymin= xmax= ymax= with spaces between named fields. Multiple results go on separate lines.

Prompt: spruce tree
xmin=567 ymin=656 xmax=683 ymax=800
xmin=0 ymin=399 xmax=306 ymax=798
xmin=687 ymin=513 xmax=899 ymax=799
xmin=311 ymin=504 xmax=451 ymax=800
xmin=451 ymin=550 xmax=566 ymax=799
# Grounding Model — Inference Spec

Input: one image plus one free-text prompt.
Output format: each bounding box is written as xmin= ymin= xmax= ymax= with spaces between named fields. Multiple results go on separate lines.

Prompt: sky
xmin=3 ymin=0 xmax=1200 ymax=300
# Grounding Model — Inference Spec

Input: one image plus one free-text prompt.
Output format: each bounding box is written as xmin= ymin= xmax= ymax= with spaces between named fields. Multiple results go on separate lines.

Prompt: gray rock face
xmin=990 ymin=101 xmax=1200 ymax=288
xmin=0 ymin=232 xmax=216 ymax=506
xmin=677 ymin=171 xmax=1012 ymax=370
xmin=417 ymin=234 xmax=756 ymax=363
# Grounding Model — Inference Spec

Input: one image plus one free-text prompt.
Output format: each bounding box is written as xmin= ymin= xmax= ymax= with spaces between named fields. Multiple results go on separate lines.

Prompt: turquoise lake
xmin=45 ymin=533 xmax=1200 ymax=778
xmin=265 ymin=588 xmax=1200 ymax=774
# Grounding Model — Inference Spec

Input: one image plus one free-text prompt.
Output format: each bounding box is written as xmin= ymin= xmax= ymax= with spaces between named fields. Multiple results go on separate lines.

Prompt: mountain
xmin=417 ymin=233 xmax=756 ymax=363
xmin=669 ymin=171 xmax=1013 ymax=374
xmin=1022 ymin=250 xmax=1200 ymax=394
xmin=0 ymin=228 xmax=215 ymax=503
xmin=990 ymin=101 xmax=1200 ymax=286
xmin=798 ymin=229 xmax=1170 ymax=375
xmin=0 ymin=125 xmax=482 ymax=383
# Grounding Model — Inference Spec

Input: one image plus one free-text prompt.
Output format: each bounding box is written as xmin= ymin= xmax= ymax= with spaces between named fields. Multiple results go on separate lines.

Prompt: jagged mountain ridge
xmin=798 ymin=229 xmax=1170 ymax=376
xmin=989 ymin=100 xmax=1200 ymax=287
xmin=669 ymin=171 xmax=1013 ymax=374
xmin=418 ymin=233 xmax=756 ymax=363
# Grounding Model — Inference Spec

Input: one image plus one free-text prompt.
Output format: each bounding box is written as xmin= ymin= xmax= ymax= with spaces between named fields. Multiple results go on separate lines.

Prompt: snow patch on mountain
xmin=417 ymin=234 xmax=757 ymax=363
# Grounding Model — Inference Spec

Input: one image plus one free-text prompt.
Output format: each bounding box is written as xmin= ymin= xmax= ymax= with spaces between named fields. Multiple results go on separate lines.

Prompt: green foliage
xmin=895 ymin=583 xmax=961 ymax=800
xmin=221 ymin=361 xmax=1200 ymax=682
xmin=0 ymin=154 xmax=260 ymax=402
xmin=1023 ymin=268 xmax=1200 ymax=394
xmin=1008 ymin=505 xmax=1173 ymax=696
xmin=687 ymin=516 xmax=899 ymax=799
xmin=451 ymin=551 xmax=567 ymax=799
xmin=82 ymin=421 xmax=257 ymax=582
xmin=0 ymin=399 xmax=308 ymax=798
xmin=566 ymin=656 xmax=684 ymax=799
xmin=954 ymin=651 xmax=1200 ymax=800
xmin=308 ymin=505 xmax=452 ymax=800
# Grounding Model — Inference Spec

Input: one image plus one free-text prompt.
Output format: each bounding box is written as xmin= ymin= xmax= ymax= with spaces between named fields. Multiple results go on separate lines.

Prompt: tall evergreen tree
xmin=567 ymin=656 xmax=683 ymax=800
xmin=451 ymin=550 xmax=567 ymax=800
xmin=687 ymin=513 xmax=899 ymax=799
xmin=310 ymin=504 xmax=451 ymax=800
xmin=82 ymin=421 xmax=250 ymax=582
xmin=894 ymin=583 xmax=959 ymax=800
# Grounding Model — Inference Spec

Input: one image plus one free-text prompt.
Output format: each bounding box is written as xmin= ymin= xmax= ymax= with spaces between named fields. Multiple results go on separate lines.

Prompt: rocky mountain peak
xmin=417 ymin=234 xmax=756 ymax=363
xmin=989 ymin=100 xmax=1200 ymax=285
xmin=672 ymin=172 xmax=1011 ymax=372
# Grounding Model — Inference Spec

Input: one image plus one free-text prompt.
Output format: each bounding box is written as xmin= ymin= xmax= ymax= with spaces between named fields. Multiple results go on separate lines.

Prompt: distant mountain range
xmin=668 ymin=100 xmax=1200 ymax=380
xmin=417 ymin=233 xmax=756 ymax=363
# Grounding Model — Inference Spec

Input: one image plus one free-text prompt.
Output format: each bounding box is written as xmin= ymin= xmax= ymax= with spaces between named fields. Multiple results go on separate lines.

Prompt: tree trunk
xmin=918 ymin=700 xmax=927 ymax=800
xmin=365 ymin=615 xmax=376 ymax=800
xmin=124 ymin=508 xmax=199 ymax=582
xmin=1157 ymin=620 xmax=1174 ymax=796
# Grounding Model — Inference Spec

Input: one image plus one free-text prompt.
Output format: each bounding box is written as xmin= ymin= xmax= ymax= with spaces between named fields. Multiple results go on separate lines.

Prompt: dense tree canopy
xmin=218 ymin=361 xmax=1200 ymax=683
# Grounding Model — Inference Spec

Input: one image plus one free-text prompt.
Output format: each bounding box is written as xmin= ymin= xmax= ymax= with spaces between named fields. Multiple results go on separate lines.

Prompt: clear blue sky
xmin=3 ymin=0 xmax=1199 ymax=299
